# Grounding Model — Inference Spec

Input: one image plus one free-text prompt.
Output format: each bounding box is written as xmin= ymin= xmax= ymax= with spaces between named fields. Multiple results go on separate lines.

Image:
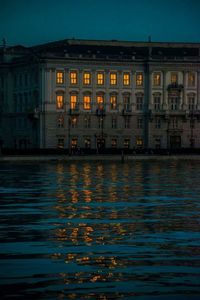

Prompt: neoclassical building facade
xmin=0 ymin=39 xmax=200 ymax=152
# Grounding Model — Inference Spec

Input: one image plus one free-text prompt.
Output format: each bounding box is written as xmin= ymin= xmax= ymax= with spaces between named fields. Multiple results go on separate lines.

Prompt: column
xmin=182 ymin=70 xmax=187 ymax=110
xmin=197 ymin=71 xmax=200 ymax=110
xmin=162 ymin=70 xmax=167 ymax=110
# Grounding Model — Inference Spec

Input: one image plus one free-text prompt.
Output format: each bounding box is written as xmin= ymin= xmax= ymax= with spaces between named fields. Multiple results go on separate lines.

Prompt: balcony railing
xmin=122 ymin=108 xmax=132 ymax=115
xmin=167 ymin=83 xmax=184 ymax=92
xmin=69 ymin=108 xmax=80 ymax=115
xmin=96 ymin=108 xmax=106 ymax=116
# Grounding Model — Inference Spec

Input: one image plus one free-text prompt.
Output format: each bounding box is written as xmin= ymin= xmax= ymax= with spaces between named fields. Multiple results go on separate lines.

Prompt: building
xmin=0 ymin=39 xmax=200 ymax=153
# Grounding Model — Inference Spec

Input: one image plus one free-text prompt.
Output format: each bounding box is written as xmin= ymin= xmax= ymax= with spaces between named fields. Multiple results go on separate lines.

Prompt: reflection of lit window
xmin=136 ymin=73 xmax=143 ymax=86
xmin=110 ymin=73 xmax=117 ymax=85
xmin=171 ymin=73 xmax=178 ymax=84
xmin=153 ymin=72 xmax=161 ymax=86
xmin=56 ymin=71 xmax=64 ymax=84
xmin=70 ymin=95 xmax=77 ymax=109
xmin=83 ymin=72 xmax=91 ymax=85
xmin=111 ymin=138 xmax=117 ymax=148
xmin=83 ymin=95 xmax=91 ymax=110
xmin=57 ymin=138 xmax=64 ymax=148
xmin=70 ymin=71 xmax=77 ymax=84
xmin=97 ymin=72 xmax=104 ymax=85
xmin=188 ymin=72 xmax=195 ymax=87
xmin=110 ymin=95 xmax=117 ymax=110
xmin=123 ymin=73 xmax=130 ymax=86
xmin=56 ymin=95 xmax=64 ymax=109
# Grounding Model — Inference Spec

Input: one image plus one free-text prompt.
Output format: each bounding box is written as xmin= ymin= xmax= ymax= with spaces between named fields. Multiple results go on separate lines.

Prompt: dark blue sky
xmin=1 ymin=0 xmax=200 ymax=46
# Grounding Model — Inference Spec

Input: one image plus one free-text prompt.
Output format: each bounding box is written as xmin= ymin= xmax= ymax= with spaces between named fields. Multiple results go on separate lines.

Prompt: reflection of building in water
xmin=1 ymin=39 xmax=200 ymax=152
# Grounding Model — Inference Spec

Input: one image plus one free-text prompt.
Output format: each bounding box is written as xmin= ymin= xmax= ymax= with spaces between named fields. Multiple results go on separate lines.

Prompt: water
xmin=0 ymin=160 xmax=200 ymax=300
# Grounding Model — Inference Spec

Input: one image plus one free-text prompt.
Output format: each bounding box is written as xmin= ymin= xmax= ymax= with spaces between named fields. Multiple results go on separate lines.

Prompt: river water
xmin=0 ymin=160 xmax=200 ymax=299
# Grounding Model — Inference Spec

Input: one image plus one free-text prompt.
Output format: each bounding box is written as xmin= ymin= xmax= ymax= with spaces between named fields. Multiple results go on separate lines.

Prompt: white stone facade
xmin=0 ymin=39 xmax=200 ymax=152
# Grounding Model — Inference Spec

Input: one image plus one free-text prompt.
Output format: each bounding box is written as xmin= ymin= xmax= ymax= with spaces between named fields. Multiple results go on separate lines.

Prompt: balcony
xmin=27 ymin=107 xmax=40 ymax=119
xmin=167 ymin=83 xmax=184 ymax=92
xmin=69 ymin=108 xmax=80 ymax=115
xmin=96 ymin=108 xmax=106 ymax=116
xmin=122 ymin=108 xmax=132 ymax=115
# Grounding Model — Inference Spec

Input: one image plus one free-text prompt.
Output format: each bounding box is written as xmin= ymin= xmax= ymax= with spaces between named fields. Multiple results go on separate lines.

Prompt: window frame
xmin=136 ymin=73 xmax=143 ymax=87
xmin=83 ymin=95 xmax=91 ymax=110
xmin=123 ymin=73 xmax=130 ymax=86
xmin=110 ymin=72 xmax=117 ymax=85
xmin=56 ymin=71 xmax=64 ymax=84
xmin=83 ymin=72 xmax=91 ymax=85
xmin=70 ymin=71 xmax=78 ymax=85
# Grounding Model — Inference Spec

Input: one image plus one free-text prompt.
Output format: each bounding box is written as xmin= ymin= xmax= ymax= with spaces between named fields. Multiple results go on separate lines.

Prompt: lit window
xmin=83 ymin=72 xmax=91 ymax=85
xmin=110 ymin=95 xmax=117 ymax=110
xmin=97 ymin=72 xmax=104 ymax=85
xmin=188 ymin=73 xmax=195 ymax=87
xmin=56 ymin=95 xmax=64 ymax=109
xmin=56 ymin=71 xmax=64 ymax=84
xmin=97 ymin=95 xmax=104 ymax=109
xmin=83 ymin=95 xmax=91 ymax=110
xmin=70 ymin=71 xmax=77 ymax=84
xmin=171 ymin=73 xmax=178 ymax=84
xmin=110 ymin=73 xmax=117 ymax=85
xmin=153 ymin=73 xmax=161 ymax=86
xmin=136 ymin=73 xmax=143 ymax=86
xmin=123 ymin=73 xmax=130 ymax=86
xmin=70 ymin=95 xmax=77 ymax=109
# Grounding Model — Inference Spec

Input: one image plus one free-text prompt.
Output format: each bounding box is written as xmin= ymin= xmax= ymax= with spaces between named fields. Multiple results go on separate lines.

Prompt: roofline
xmin=30 ymin=38 xmax=200 ymax=49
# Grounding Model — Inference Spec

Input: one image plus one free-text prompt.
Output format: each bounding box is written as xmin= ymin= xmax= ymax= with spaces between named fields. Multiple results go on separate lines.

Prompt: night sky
xmin=1 ymin=0 xmax=200 ymax=47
